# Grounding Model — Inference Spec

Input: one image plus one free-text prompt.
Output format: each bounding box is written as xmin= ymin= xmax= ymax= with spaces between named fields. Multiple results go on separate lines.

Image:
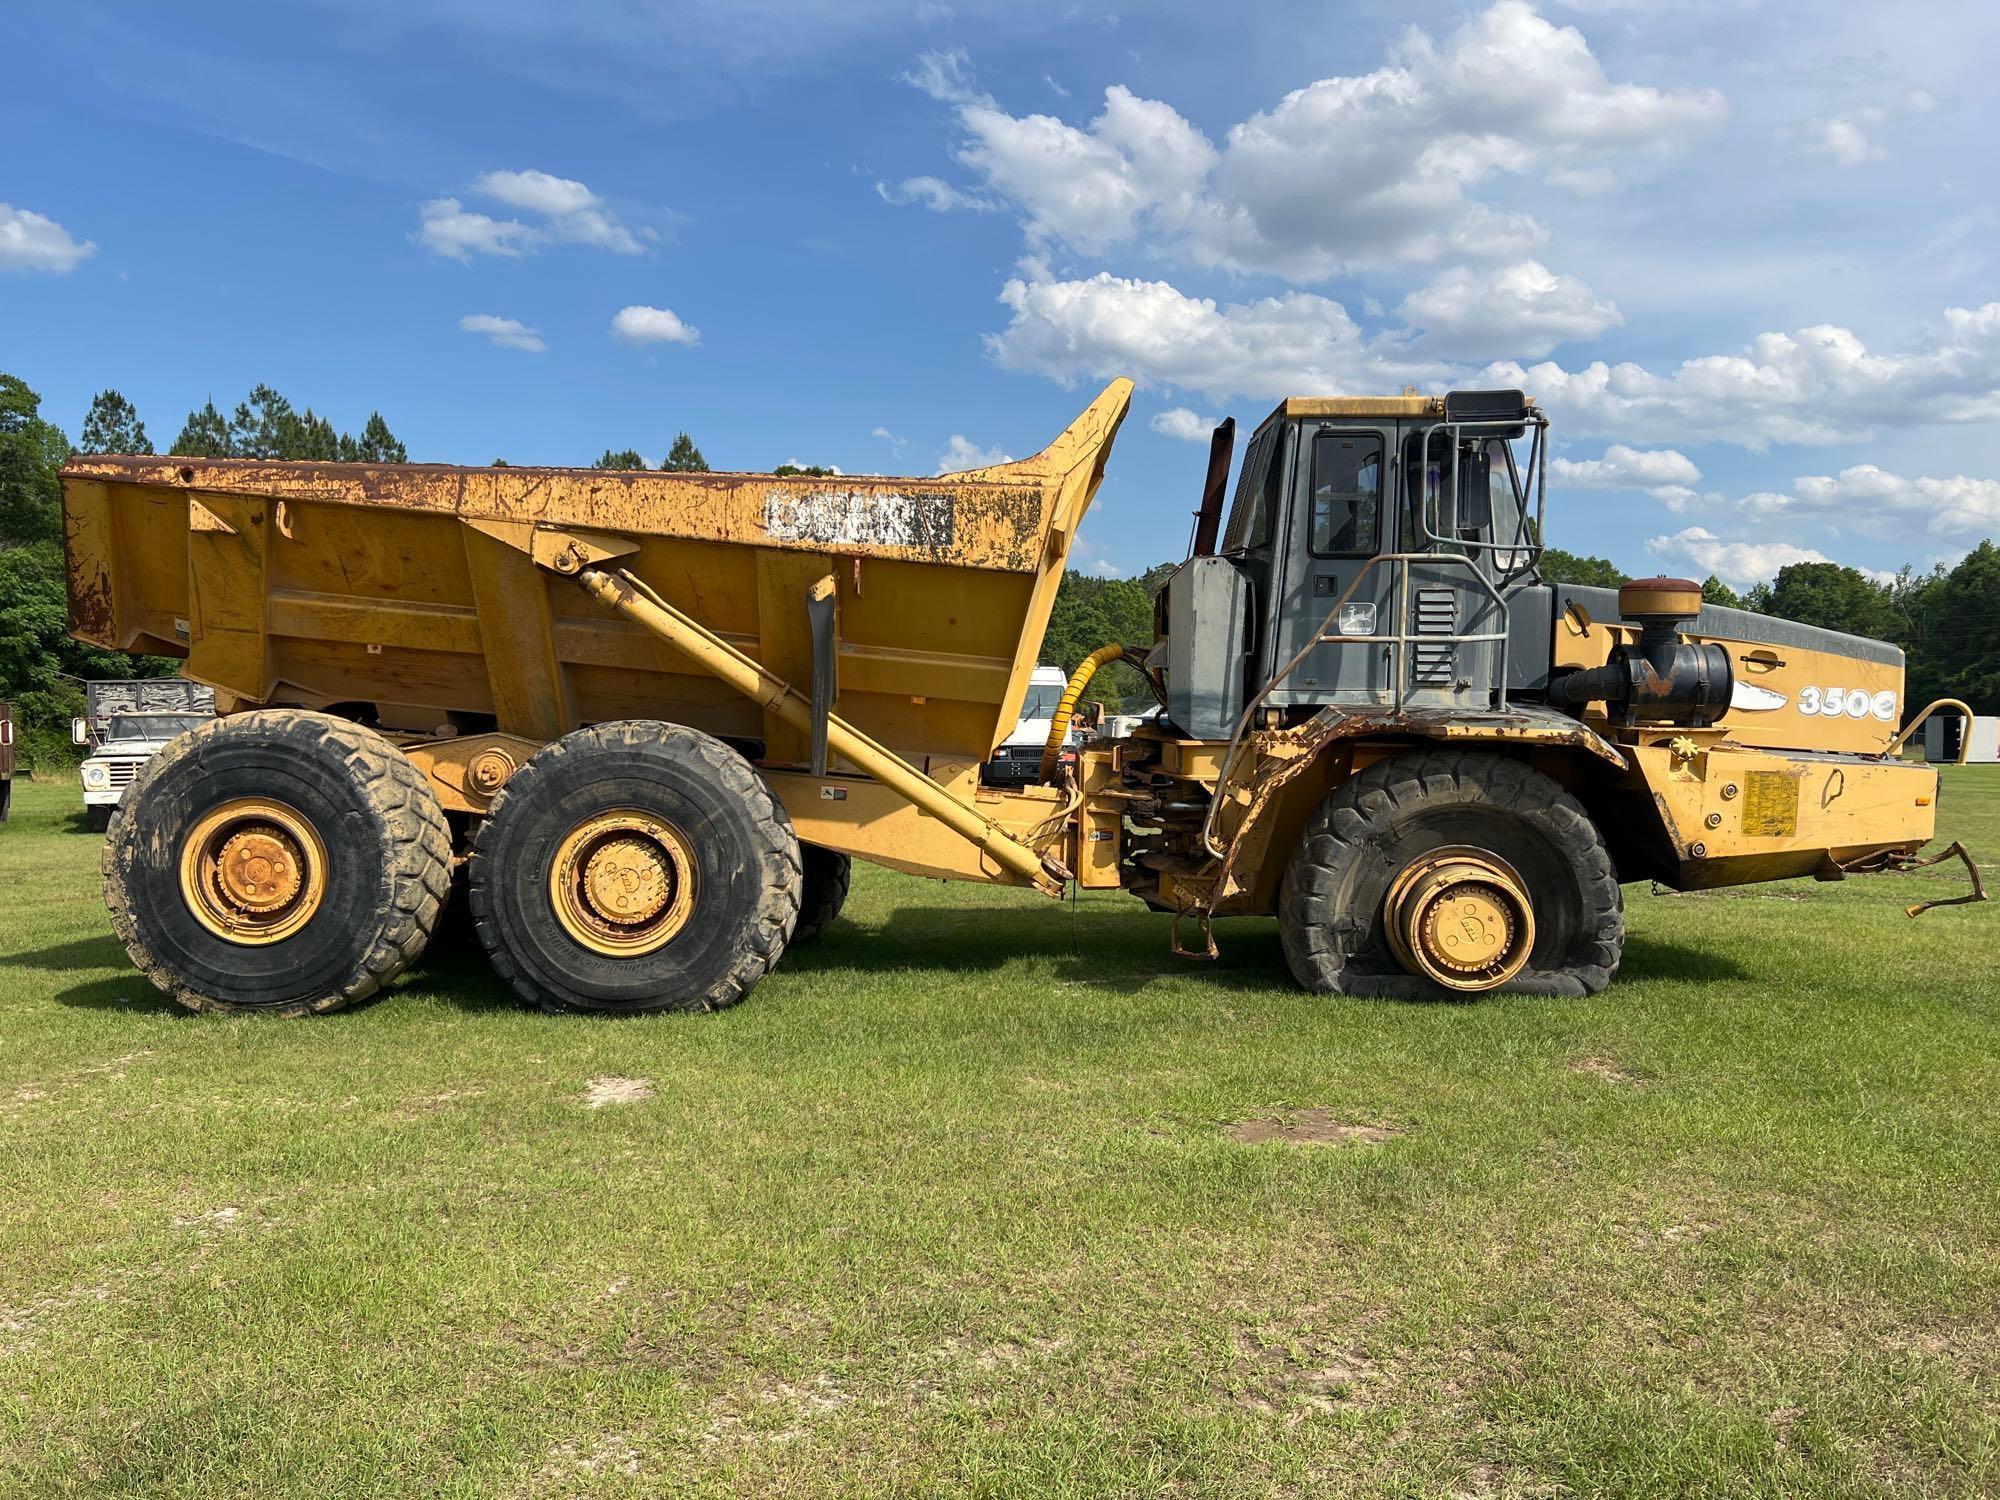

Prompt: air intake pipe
xmin=1548 ymin=577 xmax=1733 ymax=725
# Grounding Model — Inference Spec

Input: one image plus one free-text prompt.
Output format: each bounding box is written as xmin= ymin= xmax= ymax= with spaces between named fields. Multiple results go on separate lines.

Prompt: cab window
xmin=1221 ymin=427 xmax=1280 ymax=553
xmin=1308 ymin=430 xmax=1383 ymax=556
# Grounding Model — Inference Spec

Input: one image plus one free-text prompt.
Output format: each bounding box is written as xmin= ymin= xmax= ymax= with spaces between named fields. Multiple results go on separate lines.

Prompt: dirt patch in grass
xmin=585 ymin=1077 xmax=655 ymax=1109
xmin=1231 ymin=1327 xmax=1383 ymax=1418
xmin=1227 ymin=1108 xmax=1403 ymax=1147
xmin=1567 ymin=1054 xmax=1644 ymax=1087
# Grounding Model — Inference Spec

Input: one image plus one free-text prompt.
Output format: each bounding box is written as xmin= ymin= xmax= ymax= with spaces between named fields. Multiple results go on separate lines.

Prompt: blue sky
xmin=4 ymin=0 xmax=1997 ymax=586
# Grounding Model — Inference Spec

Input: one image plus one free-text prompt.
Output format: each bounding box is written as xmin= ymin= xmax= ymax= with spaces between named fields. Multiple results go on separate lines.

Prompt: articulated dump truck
xmin=61 ymin=382 xmax=1981 ymax=1016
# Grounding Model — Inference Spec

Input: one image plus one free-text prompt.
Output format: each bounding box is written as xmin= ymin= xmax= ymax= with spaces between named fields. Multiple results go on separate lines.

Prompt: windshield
xmin=106 ymin=714 xmax=204 ymax=740
xmin=1020 ymin=685 xmax=1063 ymax=718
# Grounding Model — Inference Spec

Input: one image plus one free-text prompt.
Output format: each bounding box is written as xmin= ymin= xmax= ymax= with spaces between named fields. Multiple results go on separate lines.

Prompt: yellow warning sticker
xmin=1740 ymin=770 xmax=1799 ymax=837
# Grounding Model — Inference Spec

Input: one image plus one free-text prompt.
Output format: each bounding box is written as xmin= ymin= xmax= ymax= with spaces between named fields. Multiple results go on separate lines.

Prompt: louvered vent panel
xmin=1411 ymin=586 xmax=1456 ymax=686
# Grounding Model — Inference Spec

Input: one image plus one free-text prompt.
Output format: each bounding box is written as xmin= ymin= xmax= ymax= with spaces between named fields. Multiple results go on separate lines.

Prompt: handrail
xmin=1408 ymin=415 xmax=1549 ymax=575
xmin=1888 ymin=697 xmax=1976 ymax=765
xmin=1197 ymin=549 xmax=1515 ymax=857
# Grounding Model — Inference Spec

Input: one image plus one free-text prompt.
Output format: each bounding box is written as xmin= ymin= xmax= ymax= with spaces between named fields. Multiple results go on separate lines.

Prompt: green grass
xmin=1 ymin=770 xmax=1997 ymax=1498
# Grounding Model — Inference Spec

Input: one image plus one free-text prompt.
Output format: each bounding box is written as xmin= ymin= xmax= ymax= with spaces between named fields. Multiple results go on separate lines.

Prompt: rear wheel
xmin=103 ymin=710 xmax=452 ymax=1015
xmin=1278 ymin=750 xmax=1622 ymax=999
xmin=468 ymin=721 xmax=801 ymax=1014
xmin=791 ymin=846 xmax=852 ymax=945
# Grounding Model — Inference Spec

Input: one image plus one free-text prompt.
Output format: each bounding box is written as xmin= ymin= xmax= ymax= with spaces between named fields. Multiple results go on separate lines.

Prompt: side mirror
xmin=1457 ymin=448 xmax=1493 ymax=531
xmin=71 ymin=717 xmax=90 ymax=746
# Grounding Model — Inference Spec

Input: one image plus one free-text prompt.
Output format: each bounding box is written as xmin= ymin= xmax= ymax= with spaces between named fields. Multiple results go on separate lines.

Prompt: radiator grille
xmin=1411 ymin=587 xmax=1456 ymax=686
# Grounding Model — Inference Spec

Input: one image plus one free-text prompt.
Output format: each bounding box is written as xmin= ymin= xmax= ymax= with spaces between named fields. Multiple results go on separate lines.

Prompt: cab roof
xmin=1263 ymin=392 xmax=1540 ymax=425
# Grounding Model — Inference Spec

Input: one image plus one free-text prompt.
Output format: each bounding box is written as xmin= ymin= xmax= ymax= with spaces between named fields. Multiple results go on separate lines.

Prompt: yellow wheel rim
xmin=1383 ymin=845 xmax=1536 ymax=993
xmin=178 ymin=797 xmax=329 ymax=946
xmin=549 ymin=809 xmax=698 ymax=957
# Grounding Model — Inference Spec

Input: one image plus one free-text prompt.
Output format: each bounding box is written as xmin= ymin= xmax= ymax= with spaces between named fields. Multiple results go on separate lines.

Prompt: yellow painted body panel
xmin=1628 ymin=742 xmax=1936 ymax=887
xmin=62 ymin=382 xmax=1132 ymax=773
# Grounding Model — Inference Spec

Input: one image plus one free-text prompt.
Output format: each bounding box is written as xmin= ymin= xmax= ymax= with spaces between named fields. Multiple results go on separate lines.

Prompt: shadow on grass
xmin=1614 ymin=931 xmax=1752 ymax=984
xmin=783 ymin=904 xmax=1299 ymax=996
xmin=0 ymin=934 xmax=190 ymax=1014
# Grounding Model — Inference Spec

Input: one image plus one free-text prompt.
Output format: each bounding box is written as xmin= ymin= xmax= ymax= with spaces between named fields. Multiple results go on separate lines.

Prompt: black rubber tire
xmin=468 ymin=721 xmax=801 ymax=1015
xmin=103 ymin=710 xmax=453 ymax=1016
xmin=86 ymin=804 xmax=112 ymax=833
xmin=1278 ymin=750 xmax=1623 ymax=999
xmin=791 ymin=846 xmax=852 ymax=945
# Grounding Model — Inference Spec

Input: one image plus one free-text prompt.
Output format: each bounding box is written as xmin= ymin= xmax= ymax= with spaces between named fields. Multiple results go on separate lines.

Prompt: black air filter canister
xmin=1548 ymin=577 xmax=1733 ymax=725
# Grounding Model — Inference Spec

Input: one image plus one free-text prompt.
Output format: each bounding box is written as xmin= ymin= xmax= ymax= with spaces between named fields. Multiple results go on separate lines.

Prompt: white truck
xmin=72 ymin=680 xmax=216 ymax=832
xmin=981 ymin=664 xmax=1087 ymax=788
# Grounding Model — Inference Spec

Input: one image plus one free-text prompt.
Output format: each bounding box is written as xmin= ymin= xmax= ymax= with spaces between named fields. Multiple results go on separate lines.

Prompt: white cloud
xmin=477 ymin=168 xmax=646 ymax=253
xmin=1646 ymin=527 xmax=1837 ymax=588
xmin=0 ymin=204 xmax=95 ymax=272
xmin=1550 ymin=444 xmax=1701 ymax=511
xmin=870 ymin=425 xmax=907 ymax=450
xmin=1721 ymin=466 xmax=2000 ymax=543
xmin=474 ymin=168 xmax=597 ymax=217
xmin=418 ymin=170 xmax=649 ymax=260
xmin=1794 ymin=90 xmax=1934 ymax=168
xmin=1150 ymin=407 xmax=1220 ymax=442
xmin=1395 ymin=259 xmax=1621 ymax=357
xmin=459 ymin=313 xmax=546 ymax=352
xmin=987 ymin=268 xmax=1445 ymax=405
xmin=905 ymin=2 xmax=1723 ymax=281
xmin=902 ymin=47 xmax=980 ymax=105
xmin=936 ymin=434 xmax=1012 ymax=473
xmin=610 ymin=304 xmax=700 ymax=346
xmin=418 ymin=198 xmax=536 ymax=261
xmin=1485 ymin=302 xmax=2000 ymax=449
xmin=874 ymin=175 xmax=997 ymax=213
xmin=1551 ymin=444 xmax=1701 ymax=490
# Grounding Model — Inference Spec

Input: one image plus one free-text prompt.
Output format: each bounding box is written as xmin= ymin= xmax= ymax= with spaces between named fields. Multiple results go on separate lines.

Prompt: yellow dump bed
xmin=63 ymin=381 xmax=1132 ymax=769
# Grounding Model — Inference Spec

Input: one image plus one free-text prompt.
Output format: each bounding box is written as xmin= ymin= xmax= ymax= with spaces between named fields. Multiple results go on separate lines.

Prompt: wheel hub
xmin=1384 ymin=846 xmax=1535 ymax=993
xmin=550 ymin=810 xmax=698 ymax=957
xmin=216 ymin=829 xmax=304 ymax=913
xmin=582 ymin=836 xmax=671 ymax=925
xmin=179 ymin=798 xmax=329 ymax=945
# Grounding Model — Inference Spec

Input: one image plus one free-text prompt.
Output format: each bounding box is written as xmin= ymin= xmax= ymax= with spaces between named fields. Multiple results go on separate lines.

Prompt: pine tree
xmin=78 ymin=390 xmax=153 ymax=455
xmin=170 ymin=399 xmax=233 ymax=458
xmin=595 ymin=449 xmax=648 ymax=470
xmin=228 ymin=385 xmax=295 ymax=459
xmin=661 ymin=433 xmax=708 ymax=472
xmin=350 ymin=412 xmax=407 ymax=463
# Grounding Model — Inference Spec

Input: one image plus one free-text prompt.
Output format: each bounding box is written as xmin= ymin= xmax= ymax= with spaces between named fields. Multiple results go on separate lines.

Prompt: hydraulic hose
xmin=1039 ymin=644 xmax=1127 ymax=783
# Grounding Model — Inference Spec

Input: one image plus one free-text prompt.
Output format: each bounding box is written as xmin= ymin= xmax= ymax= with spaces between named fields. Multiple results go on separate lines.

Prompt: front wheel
xmin=468 ymin=722 xmax=801 ymax=1014
xmin=1278 ymin=751 xmax=1623 ymax=999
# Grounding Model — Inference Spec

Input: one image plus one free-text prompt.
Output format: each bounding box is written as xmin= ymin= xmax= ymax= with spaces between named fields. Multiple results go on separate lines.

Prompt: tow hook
xmin=1841 ymin=840 xmax=1991 ymax=917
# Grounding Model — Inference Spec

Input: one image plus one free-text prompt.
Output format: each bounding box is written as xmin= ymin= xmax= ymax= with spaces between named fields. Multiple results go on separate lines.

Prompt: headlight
xmin=82 ymin=764 xmax=110 ymax=788
xmin=1338 ymin=602 xmax=1378 ymax=636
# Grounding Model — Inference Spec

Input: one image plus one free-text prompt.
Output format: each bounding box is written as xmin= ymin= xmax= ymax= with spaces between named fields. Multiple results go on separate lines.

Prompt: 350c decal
xmin=1797 ymin=685 xmax=1897 ymax=722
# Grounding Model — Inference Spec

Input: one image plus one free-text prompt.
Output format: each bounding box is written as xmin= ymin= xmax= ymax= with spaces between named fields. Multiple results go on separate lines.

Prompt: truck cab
xmin=983 ymin=664 xmax=1081 ymax=788
xmin=76 ymin=712 xmax=211 ymax=831
xmin=1161 ymin=391 xmax=1539 ymax=737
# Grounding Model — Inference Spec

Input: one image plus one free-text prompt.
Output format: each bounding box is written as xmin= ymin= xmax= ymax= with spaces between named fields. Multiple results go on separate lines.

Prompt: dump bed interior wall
xmin=63 ymin=382 xmax=1131 ymax=767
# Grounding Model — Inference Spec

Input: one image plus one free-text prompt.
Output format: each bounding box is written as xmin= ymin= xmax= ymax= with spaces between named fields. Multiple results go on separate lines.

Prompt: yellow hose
xmin=1039 ymin=644 xmax=1126 ymax=782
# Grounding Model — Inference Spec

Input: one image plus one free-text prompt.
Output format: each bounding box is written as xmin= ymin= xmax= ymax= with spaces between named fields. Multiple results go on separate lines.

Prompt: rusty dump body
xmin=58 ymin=377 xmax=1977 ymax=1017
xmin=65 ymin=382 xmax=1131 ymax=781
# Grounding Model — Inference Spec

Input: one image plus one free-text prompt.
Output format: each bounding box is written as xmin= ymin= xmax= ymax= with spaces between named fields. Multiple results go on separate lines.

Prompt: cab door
xmin=1265 ymin=422 xmax=1398 ymax=709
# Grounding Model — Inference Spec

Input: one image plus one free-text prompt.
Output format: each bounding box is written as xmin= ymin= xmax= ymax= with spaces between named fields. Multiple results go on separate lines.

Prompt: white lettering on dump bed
xmin=763 ymin=488 xmax=955 ymax=548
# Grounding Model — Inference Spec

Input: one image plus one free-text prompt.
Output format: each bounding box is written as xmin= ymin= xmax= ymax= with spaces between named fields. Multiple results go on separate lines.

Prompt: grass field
xmin=1 ymin=770 xmax=1997 ymax=1498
